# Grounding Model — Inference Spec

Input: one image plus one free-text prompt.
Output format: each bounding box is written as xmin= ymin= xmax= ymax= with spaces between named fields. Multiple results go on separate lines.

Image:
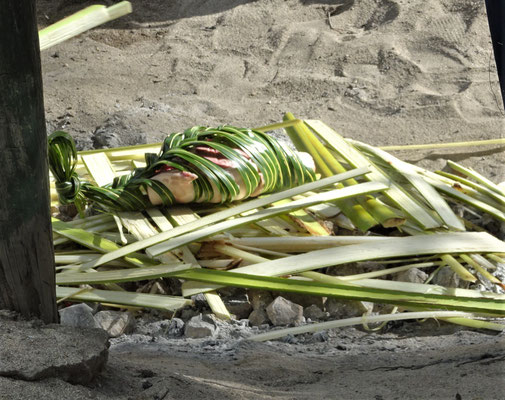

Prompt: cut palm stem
xmin=52 ymin=218 xmax=158 ymax=269
xmin=440 ymin=316 xmax=505 ymax=331
xmin=288 ymin=120 xmax=403 ymax=228
xmin=350 ymin=139 xmax=464 ymax=231
xmin=213 ymin=244 xmax=269 ymax=264
xmin=221 ymin=235 xmax=387 ymax=251
xmin=284 ymin=113 xmax=382 ymax=231
xmin=440 ymin=254 xmax=477 ymax=282
xmin=175 ymin=269 xmax=505 ymax=315
xmin=487 ymin=254 xmax=505 ymax=264
xmin=230 ymin=244 xmax=290 ymax=258
xmin=182 ymin=232 xmax=505 ymax=296
xmin=306 ymin=202 xmax=341 ymax=219
xmin=302 ymin=271 xmax=505 ymax=299
xmin=248 ymin=311 xmax=496 ymax=341
xmin=53 ymin=220 xmax=119 ymax=246
xmin=378 ymin=138 xmax=505 ymax=151
xmin=471 ymin=254 xmax=498 ymax=271
xmin=56 ymin=286 xmax=191 ymax=311
xmin=284 ymin=113 xmax=334 ymax=176
xmin=81 ymin=153 xmax=117 ymax=186
xmin=436 ymin=171 xmax=505 ymax=206
xmin=157 ymin=207 xmax=231 ymax=319
xmin=306 ymin=120 xmax=442 ymax=230
xmin=447 ymin=160 xmax=505 ymax=197
xmin=326 ymin=261 xmax=444 ymax=281
xmin=255 ymin=119 xmax=304 ymax=133
xmin=54 ymin=253 xmax=130 ymax=267
xmin=425 ymin=178 xmax=505 ymax=222
xmin=274 ymin=198 xmax=331 ymax=236
xmin=146 ymin=182 xmax=387 ymax=257
xmin=56 ymin=263 xmax=193 ymax=285
xmin=39 ymin=2 xmax=132 ymax=50
xmin=459 ymin=254 xmax=501 ymax=284
xmin=360 ymin=197 xmax=406 ymax=228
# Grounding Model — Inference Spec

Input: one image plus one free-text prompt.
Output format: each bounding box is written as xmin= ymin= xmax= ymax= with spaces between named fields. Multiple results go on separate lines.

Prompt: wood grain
xmin=0 ymin=1 xmax=57 ymax=323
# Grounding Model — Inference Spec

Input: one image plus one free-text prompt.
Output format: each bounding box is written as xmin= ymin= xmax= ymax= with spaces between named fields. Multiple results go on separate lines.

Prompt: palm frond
xmin=49 ymin=118 xmax=505 ymax=334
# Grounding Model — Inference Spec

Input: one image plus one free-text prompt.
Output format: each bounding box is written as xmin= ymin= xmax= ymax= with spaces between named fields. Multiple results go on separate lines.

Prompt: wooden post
xmin=0 ymin=1 xmax=58 ymax=323
xmin=485 ymin=0 xmax=505 ymax=109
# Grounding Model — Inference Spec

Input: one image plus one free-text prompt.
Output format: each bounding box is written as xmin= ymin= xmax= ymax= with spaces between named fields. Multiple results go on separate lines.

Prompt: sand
xmin=26 ymin=0 xmax=505 ymax=398
xmin=39 ymin=0 xmax=504 ymax=178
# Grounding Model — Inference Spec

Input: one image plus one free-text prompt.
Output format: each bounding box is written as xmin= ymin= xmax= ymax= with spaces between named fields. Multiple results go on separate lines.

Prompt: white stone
xmin=303 ymin=304 xmax=328 ymax=321
xmin=394 ymin=268 xmax=428 ymax=284
xmin=265 ymin=296 xmax=303 ymax=326
xmin=59 ymin=303 xmax=101 ymax=329
xmin=248 ymin=308 xmax=270 ymax=326
xmin=325 ymin=298 xmax=373 ymax=319
xmin=184 ymin=315 xmax=217 ymax=338
xmin=432 ymin=267 xmax=460 ymax=288
xmin=94 ymin=311 xmax=134 ymax=338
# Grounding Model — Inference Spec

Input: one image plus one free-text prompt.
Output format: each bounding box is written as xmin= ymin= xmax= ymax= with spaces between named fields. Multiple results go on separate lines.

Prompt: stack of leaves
xmin=50 ymin=115 xmax=505 ymax=340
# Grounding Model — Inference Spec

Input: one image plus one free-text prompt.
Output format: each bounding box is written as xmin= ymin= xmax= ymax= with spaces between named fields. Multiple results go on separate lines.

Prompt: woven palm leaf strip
xmin=48 ymin=126 xmax=316 ymax=212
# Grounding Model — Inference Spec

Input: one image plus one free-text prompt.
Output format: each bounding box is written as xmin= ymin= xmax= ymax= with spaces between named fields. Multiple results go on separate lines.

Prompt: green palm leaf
xmin=48 ymin=126 xmax=316 ymax=211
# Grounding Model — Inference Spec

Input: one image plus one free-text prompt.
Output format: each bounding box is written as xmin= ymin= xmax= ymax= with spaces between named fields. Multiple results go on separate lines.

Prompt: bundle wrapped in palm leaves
xmin=49 ymin=117 xmax=505 ymax=335
xmin=48 ymin=126 xmax=316 ymax=212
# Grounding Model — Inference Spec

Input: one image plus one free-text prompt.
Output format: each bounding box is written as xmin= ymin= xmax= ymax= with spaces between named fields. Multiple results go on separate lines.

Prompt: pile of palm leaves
xmin=50 ymin=114 xmax=505 ymax=340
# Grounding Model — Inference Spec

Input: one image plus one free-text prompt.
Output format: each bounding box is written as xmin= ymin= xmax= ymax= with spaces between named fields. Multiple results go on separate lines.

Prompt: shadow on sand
xmin=37 ymin=0 xmax=344 ymax=29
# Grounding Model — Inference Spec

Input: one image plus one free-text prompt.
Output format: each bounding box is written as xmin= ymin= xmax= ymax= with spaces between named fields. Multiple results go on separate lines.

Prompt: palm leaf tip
xmin=48 ymin=131 xmax=83 ymax=206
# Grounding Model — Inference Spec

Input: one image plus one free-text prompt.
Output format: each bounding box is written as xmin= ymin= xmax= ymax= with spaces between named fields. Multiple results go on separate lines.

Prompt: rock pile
xmin=56 ymin=260 xmax=503 ymax=341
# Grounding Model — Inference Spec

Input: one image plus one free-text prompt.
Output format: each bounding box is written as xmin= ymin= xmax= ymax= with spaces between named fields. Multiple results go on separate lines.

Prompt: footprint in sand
xmin=311 ymin=0 xmax=400 ymax=30
xmin=360 ymin=0 xmax=400 ymax=31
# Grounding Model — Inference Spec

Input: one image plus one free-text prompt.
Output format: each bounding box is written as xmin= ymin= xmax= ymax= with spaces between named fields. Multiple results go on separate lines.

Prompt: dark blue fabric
xmin=485 ymin=0 xmax=505 ymax=110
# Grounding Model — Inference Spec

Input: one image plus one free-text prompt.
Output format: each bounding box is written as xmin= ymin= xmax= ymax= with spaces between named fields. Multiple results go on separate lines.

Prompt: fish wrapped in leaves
xmin=48 ymin=126 xmax=316 ymax=212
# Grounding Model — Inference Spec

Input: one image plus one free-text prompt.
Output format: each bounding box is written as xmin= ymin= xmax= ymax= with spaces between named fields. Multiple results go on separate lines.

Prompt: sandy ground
xmin=98 ymin=327 xmax=505 ymax=400
xmin=3 ymin=321 xmax=505 ymax=399
xmin=38 ymin=0 xmax=504 ymax=178
xmin=23 ymin=0 xmax=505 ymax=398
